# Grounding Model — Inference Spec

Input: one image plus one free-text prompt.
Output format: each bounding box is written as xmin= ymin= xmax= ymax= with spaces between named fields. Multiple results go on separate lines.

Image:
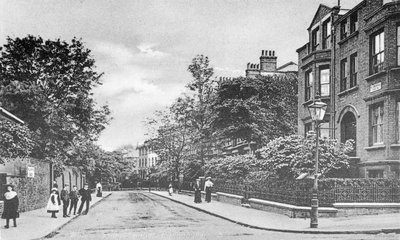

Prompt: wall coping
xmin=216 ymin=192 xmax=244 ymax=199
xmin=248 ymin=198 xmax=337 ymax=213
xmin=334 ymin=202 xmax=400 ymax=208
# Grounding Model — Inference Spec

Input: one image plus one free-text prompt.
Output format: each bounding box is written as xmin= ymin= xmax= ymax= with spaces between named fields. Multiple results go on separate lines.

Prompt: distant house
xmin=136 ymin=142 xmax=158 ymax=179
xmin=245 ymin=50 xmax=298 ymax=78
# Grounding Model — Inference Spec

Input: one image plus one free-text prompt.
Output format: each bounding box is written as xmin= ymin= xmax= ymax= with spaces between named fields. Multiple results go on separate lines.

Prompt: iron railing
xmin=185 ymin=179 xmax=400 ymax=207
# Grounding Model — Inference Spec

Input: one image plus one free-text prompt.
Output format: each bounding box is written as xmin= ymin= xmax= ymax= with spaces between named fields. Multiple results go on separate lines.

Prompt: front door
xmin=341 ymin=112 xmax=357 ymax=156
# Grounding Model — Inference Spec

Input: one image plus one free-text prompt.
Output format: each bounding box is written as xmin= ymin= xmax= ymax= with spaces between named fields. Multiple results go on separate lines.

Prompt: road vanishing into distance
xmin=48 ymin=191 xmax=398 ymax=240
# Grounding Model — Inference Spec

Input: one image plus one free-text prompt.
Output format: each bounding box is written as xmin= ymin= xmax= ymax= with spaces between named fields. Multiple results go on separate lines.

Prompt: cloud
xmin=90 ymin=41 xmax=183 ymax=150
xmin=137 ymin=43 xmax=168 ymax=58
xmin=92 ymin=41 xmax=134 ymax=65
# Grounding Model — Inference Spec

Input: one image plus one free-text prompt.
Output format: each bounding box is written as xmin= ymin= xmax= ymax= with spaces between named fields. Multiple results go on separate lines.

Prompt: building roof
xmin=0 ymin=107 xmax=24 ymax=124
xmin=307 ymin=4 xmax=332 ymax=30
xmin=277 ymin=61 xmax=298 ymax=71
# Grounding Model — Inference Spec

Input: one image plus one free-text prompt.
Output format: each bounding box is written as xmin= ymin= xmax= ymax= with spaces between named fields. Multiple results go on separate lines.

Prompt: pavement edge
xmin=36 ymin=192 xmax=113 ymax=240
xmin=151 ymin=192 xmax=400 ymax=235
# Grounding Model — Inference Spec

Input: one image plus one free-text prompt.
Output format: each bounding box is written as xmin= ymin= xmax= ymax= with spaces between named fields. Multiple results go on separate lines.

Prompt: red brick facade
xmin=297 ymin=1 xmax=400 ymax=179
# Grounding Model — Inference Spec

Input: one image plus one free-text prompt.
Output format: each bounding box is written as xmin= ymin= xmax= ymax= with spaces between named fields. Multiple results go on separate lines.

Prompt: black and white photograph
xmin=0 ymin=0 xmax=399 ymax=239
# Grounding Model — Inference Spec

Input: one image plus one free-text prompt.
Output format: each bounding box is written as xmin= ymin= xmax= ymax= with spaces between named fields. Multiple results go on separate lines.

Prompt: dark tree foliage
xmin=212 ymin=74 xmax=298 ymax=146
xmin=0 ymin=35 xmax=111 ymax=172
xmin=0 ymin=118 xmax=34 ymax=163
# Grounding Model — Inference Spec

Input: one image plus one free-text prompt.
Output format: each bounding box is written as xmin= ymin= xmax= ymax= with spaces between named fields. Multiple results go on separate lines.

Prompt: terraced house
xmin=297 ymin=0 xmax=400 ymax=178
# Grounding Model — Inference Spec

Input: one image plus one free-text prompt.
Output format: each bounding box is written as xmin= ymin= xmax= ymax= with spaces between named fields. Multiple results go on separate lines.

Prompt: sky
xmin=0 ymin=0 xmax=361 ymax=151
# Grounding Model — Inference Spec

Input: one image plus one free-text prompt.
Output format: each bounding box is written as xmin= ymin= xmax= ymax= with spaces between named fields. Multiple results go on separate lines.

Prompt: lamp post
xmin=307 ymin=96 xmax=327 ymax=229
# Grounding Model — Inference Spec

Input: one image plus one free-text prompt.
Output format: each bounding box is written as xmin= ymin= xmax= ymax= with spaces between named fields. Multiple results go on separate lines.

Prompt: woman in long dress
xmin=47 ymin=188 xmax=61 ymax=218
xmin=168 ymin=183 xmax=173 ymax=196
xmin=2 ymin=185 xmax=19 ymax=228
xmin=193 ymin=179 xmax=202 ymax=203
xmin=204 ymin=177 xmax=214 ymax=203
xmin=96 ymin=181 xmax=102 ymax=197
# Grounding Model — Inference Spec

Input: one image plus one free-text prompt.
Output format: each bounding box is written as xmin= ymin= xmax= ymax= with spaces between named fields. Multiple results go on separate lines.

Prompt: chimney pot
xmin=262 ymin=50 xmax=264 ymax=56
xmin=273 ymin=50 xmax=275 ymax=56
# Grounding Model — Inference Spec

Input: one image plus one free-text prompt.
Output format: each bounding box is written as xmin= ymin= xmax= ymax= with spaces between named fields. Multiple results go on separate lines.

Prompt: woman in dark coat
xmin=193 ymin=179 xmax=202 ymax=203
xmin=2 ymin=185 xmax=19 ymax=228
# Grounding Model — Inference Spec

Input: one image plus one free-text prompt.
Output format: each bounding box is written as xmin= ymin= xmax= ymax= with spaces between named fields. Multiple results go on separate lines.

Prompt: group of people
xmin=46 ymin=183 xmax=94 ymax=218
xmin=167 ymin=177 xmax=214 ymax=203
xmin=194 ymin=177 xmax=214 ymax=203
xmin=2 ymin=181 xmax=103 ymax=229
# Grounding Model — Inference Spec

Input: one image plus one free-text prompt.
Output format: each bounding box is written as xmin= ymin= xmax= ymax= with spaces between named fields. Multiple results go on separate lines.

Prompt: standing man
xmin=60 ymin=184 xmax=70 ymax=217
xmin=193 ymin=179 xmax=202 ymax=203
xmin=204 ymin=177 xmax=214 ymax=203
xmin=68 ymin=185 xmax=79 ymax=215
xmin=77 ymin=184 xmax=92 ymax=215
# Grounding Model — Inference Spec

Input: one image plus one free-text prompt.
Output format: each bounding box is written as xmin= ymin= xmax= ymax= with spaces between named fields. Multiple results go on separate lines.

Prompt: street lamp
xmin=307 ymin=96 xmax=327 ymax=229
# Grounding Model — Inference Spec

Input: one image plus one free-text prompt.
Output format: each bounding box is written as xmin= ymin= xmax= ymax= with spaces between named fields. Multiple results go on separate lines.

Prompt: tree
xmin=0 ymin=35 xmax=111 ymax=173
xmin=212 ymin=74 xmax=298 ymax=146
xmin=256 ymin=134 xmax=354 ymax=179
xmin=186 ymin=55 xmax=216 ymax=170
xmin=204 ymin=154 xmax=256 ymax=182
xmin=0 ymin=119 xmax=34 ymax=163
xmin=146 ymin=96 xmax=194 ymax=182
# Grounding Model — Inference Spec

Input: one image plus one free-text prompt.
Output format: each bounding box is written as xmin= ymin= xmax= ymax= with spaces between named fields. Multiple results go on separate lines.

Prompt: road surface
xmin=48 ymin=191 xmax=398 ymax=240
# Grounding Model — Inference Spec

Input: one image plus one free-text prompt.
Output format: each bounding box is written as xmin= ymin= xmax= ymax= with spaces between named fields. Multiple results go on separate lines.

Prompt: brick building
xmin=297 ymin=0 xmax=400 ymax=178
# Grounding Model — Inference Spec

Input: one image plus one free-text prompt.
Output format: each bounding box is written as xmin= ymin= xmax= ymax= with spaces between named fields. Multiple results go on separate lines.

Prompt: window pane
xmin=380 ymin=32 xmax=385 ymax=52
xmin=320 ymin=122 xmax=329 ymax=139
xmin=320 ymin=69 xmax=330 ymax=83
xmin=321 ymin=85 xmax=329 ymax=96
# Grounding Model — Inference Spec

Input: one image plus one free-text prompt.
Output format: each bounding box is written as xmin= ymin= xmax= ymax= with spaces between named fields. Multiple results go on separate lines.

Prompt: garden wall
xmin=0 ymin=158 xmax=51 ymax=214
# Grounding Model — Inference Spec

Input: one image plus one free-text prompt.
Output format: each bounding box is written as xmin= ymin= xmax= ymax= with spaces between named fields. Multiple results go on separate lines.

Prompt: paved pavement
xmin=151 ymin=190 xmax=400 ymax=234
xmin=42 ymin=191 xmax=399 ymax=240
xmin=0 ymin=192 xmax=111 ymax=240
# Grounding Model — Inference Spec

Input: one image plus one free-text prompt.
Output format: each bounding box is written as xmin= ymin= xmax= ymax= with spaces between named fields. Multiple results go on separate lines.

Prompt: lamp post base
xmin=310 ymin=192 xmax=318 ymax=228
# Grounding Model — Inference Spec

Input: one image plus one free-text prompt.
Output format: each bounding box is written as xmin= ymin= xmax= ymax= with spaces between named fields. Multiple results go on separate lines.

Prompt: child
xmin=46 ymin=188 xmax=61 ymax=218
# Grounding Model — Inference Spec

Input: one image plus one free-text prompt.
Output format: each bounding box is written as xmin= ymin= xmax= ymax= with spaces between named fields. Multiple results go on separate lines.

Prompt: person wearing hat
xmin=204 ymin=177 xmax=214 ymax=203
xmin=2 ymin=185 xmax=19 ymax=228
xmin=46 ymin=188 xmax=61 ymax=218
xmin=193 ymin=179 xmax=202 ymax=203
xmin=77 ymin=184 xmax=92 ymax=215
xmin=60 ymin=184 xmax=70 ymax=217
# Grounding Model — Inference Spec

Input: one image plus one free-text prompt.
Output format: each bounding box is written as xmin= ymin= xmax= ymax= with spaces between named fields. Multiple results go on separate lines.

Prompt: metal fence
xmin=204 ymin=179 xmax=400 ymax=207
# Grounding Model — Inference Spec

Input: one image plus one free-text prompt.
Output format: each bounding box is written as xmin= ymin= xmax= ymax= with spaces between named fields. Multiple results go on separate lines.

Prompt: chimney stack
xmin=260 ymin=49 xmax=277 ymax=72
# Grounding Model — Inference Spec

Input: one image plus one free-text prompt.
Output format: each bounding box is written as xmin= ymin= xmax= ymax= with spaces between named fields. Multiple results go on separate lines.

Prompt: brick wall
xmin=298 ymin=1 xmax=400 ymax=178
xmin=0 ymin=158 xmax=50 ymax=214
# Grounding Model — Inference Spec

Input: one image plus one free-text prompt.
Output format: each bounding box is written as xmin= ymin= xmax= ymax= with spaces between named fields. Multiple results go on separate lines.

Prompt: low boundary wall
xmin=334 ymin=202 xmax=400 ymax=217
